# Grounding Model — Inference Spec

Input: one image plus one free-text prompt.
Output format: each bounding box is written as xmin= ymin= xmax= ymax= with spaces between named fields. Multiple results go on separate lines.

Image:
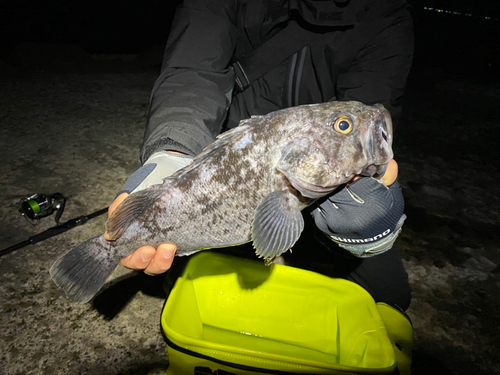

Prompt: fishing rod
xmin=0 ymin=193 xmax=108 ymax=257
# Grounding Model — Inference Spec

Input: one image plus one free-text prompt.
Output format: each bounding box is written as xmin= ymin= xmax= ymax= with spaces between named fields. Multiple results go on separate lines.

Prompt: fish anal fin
xmin=252 ymin=190 xmax=304 ymax=261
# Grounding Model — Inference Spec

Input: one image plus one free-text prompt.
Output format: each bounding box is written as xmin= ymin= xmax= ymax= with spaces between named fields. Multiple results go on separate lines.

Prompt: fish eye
xmin=333 ymin=116 xmax=353 ymax=134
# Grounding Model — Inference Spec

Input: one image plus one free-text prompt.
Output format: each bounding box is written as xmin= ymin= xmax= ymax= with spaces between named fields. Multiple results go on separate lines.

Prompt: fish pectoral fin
xmin=252 ymin=190 xmax=304 ymax=261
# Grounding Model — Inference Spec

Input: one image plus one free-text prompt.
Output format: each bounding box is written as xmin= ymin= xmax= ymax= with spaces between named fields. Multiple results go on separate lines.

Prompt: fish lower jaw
xmin=285 ymin=174 xmax=338 ymax=199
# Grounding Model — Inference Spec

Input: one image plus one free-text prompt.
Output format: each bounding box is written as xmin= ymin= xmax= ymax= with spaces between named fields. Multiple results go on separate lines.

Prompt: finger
xmin=104 ymin=193 xmax=129 ymax=240
xmin=120 ymin=246 xmax=156 ymax=270
xmin=381 ymin=159 xmax=398 ymax=186
xmin=108 ymin=192 xmax=129 ymax=215
xmin=143 ymin=243 xmax=177 ymax=276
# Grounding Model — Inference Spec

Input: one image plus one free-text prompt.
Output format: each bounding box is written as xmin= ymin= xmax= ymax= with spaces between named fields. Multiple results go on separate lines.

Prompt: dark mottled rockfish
xmin=50 ymin=101 xmax=393 ymax=303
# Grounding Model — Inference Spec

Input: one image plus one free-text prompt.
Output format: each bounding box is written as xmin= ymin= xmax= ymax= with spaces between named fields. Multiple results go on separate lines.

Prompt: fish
xmin=50 ymin=101 xmax=394 ymax=303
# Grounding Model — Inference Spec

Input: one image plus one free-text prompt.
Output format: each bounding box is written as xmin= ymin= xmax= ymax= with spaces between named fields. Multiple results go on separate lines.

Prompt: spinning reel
xmin=19 ymin=192 xmax=66 ymax=225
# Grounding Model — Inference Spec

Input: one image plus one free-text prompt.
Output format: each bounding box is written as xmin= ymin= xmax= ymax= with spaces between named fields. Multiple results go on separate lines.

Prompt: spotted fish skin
xmin=50 ymin=101 xmax=393 ymax=303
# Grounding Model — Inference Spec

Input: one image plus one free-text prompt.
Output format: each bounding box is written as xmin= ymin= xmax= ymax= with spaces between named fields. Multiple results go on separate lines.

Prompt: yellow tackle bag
xmin=161 ymin=252 xmax=412 ymax=375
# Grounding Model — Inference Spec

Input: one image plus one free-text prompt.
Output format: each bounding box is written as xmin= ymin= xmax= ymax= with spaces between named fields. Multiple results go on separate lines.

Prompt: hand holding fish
xmin=104 ymin=151 xmax=193 ymax=275
xmin=311 ymin=169 xmax=406 ymax=257
xmin=106 ymin=192 xmax=177 ymax=275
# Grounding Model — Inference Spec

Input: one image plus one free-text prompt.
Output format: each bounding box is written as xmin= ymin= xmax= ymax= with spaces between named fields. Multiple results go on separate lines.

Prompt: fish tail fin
xmin=105 ymin=188 xmax=163 ymax=240
xmin=50 ymin=236 xmax=119 ymax=303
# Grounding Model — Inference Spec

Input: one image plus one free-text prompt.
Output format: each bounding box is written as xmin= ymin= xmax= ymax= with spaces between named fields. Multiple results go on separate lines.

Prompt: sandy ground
xmin=0 ymin=42 xmax=499 ymax=375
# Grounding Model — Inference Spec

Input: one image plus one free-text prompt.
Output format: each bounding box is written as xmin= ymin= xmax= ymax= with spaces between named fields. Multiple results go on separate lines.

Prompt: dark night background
xmin=0 ymin=1 xmax=498 ymax=67
xmin=0 ymin=1 xmax=499 ymax=375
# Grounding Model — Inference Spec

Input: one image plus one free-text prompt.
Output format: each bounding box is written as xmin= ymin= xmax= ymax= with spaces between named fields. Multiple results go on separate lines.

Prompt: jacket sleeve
xmin=140 ymin=0 xmax=237 ymax=163
xmin=335 ymin=0 xmax=414 ymax=119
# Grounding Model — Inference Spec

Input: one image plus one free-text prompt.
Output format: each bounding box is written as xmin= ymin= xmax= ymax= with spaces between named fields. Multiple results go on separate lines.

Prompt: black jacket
xmin=141 ymin=0 xmax=414 ymax=163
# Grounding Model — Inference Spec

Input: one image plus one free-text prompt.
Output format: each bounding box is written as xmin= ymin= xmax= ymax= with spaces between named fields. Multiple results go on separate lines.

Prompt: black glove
xmin=311 ymin=177 xmax=406 ymax=257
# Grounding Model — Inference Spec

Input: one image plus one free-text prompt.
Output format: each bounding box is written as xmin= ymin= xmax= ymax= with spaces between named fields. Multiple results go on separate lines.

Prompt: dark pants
xmin=329 ymin=245 xmax=411 ymax=312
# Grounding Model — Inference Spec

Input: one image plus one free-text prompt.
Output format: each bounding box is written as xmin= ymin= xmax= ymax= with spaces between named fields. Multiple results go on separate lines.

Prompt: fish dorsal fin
xmin=170 ymin=117 xmax=265 ymax=179
xmin=252 ymin=190 xmax=304 ymax=261
xmin=105 ymin=188 xmax=162 ymax=240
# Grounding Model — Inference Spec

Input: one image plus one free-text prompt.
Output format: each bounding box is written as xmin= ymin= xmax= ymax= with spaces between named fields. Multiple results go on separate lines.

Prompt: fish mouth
xmin=285 ymin=173 xmax=338 ymax=199
xmin=284 ymin=163 xmax=389 ymax=199
xmin=360 ymin=163 xmax=388 ymax=179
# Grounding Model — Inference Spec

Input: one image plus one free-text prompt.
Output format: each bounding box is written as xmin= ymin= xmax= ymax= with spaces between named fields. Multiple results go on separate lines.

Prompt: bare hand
xmin=352 ymin=159 xmax=398 ymax=186
xmin=104 ymin=192 xmax=177 ymax=276
xmin=381 ymin=159 xmax=398 ymax=186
